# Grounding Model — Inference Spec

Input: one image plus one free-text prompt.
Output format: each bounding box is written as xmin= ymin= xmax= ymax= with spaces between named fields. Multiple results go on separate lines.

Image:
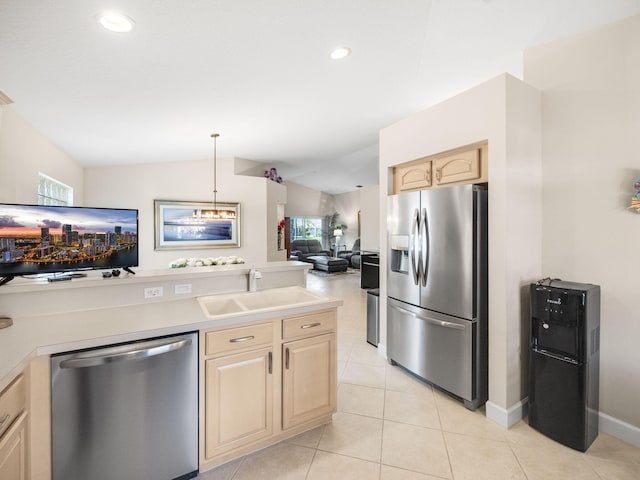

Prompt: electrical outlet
xmin=175 ymin=284 xmax=192 ymax=295
xmin=144 ymin=286 xmax=163 ymax=298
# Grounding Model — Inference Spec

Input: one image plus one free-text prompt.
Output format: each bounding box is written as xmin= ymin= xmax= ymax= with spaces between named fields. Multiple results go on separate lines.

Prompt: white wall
xmin=525 ymin=15 xmax=640 ymax=435
xmin=379 ymin=74 xmax=542 ymax=426
xmin=360 ymin=185 xmax=380 ymax=252
xmin=332 ymin=190 xmax=360 ymax=249
xmin=0 ymin=106 xmax=84 ymax=204
xmin=283 ymin=181 xmax=334 ymax=218
xmin=266 ymin=180 xmax=287 ymax=262
xmin=84 ymin=157 xmax=270 ymax=270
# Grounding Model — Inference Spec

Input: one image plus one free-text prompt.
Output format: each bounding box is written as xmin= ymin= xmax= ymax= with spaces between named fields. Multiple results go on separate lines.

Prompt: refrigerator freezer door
xmin=420 ymin=185 xmax=475 ymax=320
xmin=388 ymin=298 xmax=474 ymax=401
xmin=388 ymin=191 xmax=421 ymax=306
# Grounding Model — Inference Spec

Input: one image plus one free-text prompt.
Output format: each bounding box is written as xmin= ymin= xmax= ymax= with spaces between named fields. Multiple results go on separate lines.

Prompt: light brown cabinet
xmin=0 ymin=413 xmax=27 ymax=480
xmin=432 ymin=148 xmax=481 ymax=185
xmin=393 ymin=142 xmax=487 ymax=193
xmin=282 ymin=333 xmax=336 ymax=429
xmin=0 ymin=375 xmax=27 ymax=480
xmin=204 ymin=347 xmax=274 ymax=458
xmin=201 ymin=322 xmax=275 ymax=461
xmin=199 ymin=308 xmax=337 ymax=472
xmin=394 ymin=160 xmax=432 ymax=192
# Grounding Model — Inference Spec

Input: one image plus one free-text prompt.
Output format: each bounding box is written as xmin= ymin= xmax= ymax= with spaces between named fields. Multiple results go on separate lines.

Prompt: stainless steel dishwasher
xmin=51 ymin=332 xmax=198 ymax=480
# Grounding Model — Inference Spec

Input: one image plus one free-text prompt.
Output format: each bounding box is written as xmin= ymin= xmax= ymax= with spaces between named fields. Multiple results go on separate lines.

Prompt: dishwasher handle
xmin=59 ymin=337 xmax=193 ymax=369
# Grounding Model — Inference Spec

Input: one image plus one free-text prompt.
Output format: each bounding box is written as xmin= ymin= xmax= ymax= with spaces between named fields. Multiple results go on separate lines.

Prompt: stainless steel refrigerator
xmin=387 ymin=184 xmax=488 ymax=409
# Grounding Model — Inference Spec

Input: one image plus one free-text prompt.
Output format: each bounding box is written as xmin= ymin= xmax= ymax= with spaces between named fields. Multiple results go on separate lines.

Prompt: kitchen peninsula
xmin=0 ymin=261 xmax=341 ymax=479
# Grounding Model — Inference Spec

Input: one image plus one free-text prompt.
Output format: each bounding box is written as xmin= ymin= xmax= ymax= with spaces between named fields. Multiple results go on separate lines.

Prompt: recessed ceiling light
xmin=97 ymin=11 xmax=135 ymax=33
xmin=329 ymin=47 xmax=351 ymax=60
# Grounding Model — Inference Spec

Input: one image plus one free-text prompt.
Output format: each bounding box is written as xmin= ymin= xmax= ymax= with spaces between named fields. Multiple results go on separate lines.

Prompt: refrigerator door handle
xmin=389 ymin=304 xmax=466 ymax=331
xmin=409 ymin=208 xmax=420 ymax=285
xmin=419 ymin=207 xmax=429 ymax=287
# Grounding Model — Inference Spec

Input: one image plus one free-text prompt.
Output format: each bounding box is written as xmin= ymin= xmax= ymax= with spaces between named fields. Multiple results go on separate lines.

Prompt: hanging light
xmin=195 ymin=133 xmax=236 ymax=220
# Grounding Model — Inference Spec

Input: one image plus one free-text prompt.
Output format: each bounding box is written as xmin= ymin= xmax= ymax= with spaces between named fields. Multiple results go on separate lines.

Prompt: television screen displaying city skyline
xmin=0 ymin=203 xmax=138 ymax=277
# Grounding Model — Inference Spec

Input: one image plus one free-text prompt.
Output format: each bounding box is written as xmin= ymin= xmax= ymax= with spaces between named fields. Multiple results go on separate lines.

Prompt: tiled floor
xmin=198 ymin=271 xmax=640 ymax=480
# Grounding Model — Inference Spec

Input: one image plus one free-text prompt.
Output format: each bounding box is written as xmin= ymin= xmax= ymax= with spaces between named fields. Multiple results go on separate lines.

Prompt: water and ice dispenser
xmin=528 ymin=280 xmax=600 ymax=451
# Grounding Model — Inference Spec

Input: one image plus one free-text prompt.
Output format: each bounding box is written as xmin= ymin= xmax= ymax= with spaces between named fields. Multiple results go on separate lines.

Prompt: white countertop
xmin=0 ymin=273 xmax=340 ymax=392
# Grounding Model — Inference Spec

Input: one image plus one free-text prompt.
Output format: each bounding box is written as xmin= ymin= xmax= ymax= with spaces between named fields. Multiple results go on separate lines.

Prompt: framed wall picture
xmin=154 ymin=200 xmax=241 ymax=250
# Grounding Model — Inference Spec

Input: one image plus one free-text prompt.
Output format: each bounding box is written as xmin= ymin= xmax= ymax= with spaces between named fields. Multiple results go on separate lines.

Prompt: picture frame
xmin=154 ymin=200 xmax=241 ymax=250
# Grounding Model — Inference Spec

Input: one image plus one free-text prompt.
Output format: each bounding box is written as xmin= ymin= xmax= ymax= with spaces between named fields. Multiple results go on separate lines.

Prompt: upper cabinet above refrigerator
xmin=392 ymin=142 xmax=488 ymax=194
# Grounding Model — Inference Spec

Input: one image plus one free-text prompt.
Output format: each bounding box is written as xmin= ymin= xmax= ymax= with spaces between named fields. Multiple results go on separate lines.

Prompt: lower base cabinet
xmin=199 ymin=308 xmax=337 ymax=472
xmin=0 ymin=412 xmax=28 ymax=480
xmin=282 ymin=333 xmax=336 ymax=429
xmin=204 ymin=347 xmax=274 ymax=458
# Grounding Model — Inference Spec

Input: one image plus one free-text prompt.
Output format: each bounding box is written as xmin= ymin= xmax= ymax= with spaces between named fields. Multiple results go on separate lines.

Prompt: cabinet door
xmin=282 ymin=333 xmax=336 ymax=429
xmin=395 ymin=160 xmax=432 ymax=192
xmin=433 ymin=148 xmax=480 ymax=185
xmin=0 ymin=412 xmax=27 ymax=480
xmin=204 ymin=347 xmax=273 ymax=459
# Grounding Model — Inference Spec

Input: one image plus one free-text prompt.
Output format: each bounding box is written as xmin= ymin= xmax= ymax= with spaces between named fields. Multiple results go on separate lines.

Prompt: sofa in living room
xmin=290 ymin=239 xmax=349 ymax=272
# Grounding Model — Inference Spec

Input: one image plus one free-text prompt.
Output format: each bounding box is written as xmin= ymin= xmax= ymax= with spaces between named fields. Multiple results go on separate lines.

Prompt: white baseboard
xmin=599 ymin=412 xmax=640 ymax=448
xmin=485 ymin=399 xmax=640 ymax=447
xmin=485 ymin=398 xmax=528 ymax=428
xmin=377 ymin=343 xmax=387 ymax=359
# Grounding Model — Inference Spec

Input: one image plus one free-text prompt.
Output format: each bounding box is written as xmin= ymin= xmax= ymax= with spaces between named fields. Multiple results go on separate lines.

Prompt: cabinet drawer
xmin=0 ymin=375 xmax=25 ymax=440
xmin=283 ymin=311 xmax=336 ymax=341
xmin=205 ymin=323 xmax=273 ymax=357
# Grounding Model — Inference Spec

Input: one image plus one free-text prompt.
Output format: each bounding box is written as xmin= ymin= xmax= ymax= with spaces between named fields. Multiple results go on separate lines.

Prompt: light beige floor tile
xmin=434 ymin=390 xmax=507 ymax=442
xmin=381 ymin=420 xmax=452 ymax=479
xmin=384 ymin=389 xmax=440 ymax=430
xmin=318 ymin=411 xmax=383 ymax=462
xmin=232 ymin=442 xmax=315 ymax=480
xmin=197 ymin=457 xmax=243 ymax=480
xmin=349 ymin=343 xmax=387 ymax=367
xmin=380 ymin=464 xmax=444 ymax=480
xmin=338 ymin=382 xmax=385 ymax=418
xmin=307 ymin=450 xmax=380 ymax=480
xmin=585 ymin=432 xmax=640 ymax=466
xmin=444 ymin=431 xmax=526 ymax=480
xmin=504 ymin=419 xmax=571 ymax=451
xmin=510 ymin=442 xmax=601 ymax=480
xmin=584 ymin=456 xmax=640 ymax=480
xmin=337 ymin=343 xmax=353 ymax=363
xmin=284 ymin=425 xmax=325 ymax=449
xmin=341 ymin=361 xmax=386 ymax=389
xmin=385 ymin=364 xmax=433 ymax=396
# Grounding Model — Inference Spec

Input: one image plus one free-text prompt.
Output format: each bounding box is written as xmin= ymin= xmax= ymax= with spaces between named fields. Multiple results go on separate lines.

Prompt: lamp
xmin=333 ymin=228 xmax=343 ymax=257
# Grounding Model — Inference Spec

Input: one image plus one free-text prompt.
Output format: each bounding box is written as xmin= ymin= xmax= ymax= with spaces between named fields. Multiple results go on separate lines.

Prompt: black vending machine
xmin=528 ymin=280 xmax=600 ymax=452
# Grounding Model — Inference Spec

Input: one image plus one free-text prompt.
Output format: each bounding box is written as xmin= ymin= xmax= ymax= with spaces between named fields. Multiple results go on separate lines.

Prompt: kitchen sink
xmin=197 ymin=286 xmax=325 ymax=319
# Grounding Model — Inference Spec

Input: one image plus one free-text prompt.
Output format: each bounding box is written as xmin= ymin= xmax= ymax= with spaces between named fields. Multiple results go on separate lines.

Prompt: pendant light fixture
xmin=197 ymin=133 xmax=236 ymax=220
xmin=211 ymin=132 xmax=220 ymax=214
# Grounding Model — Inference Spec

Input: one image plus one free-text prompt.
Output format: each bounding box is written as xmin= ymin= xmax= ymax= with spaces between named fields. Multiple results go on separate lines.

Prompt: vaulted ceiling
xmin=1 ymin=0 xmax=639 ymax=194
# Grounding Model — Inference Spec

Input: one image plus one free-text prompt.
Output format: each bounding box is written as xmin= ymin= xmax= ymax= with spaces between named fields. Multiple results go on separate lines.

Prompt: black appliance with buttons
xmin=528 ymin=280 xmax=600 ymax=451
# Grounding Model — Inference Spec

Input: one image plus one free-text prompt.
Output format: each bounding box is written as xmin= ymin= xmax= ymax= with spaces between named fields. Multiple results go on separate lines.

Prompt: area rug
xmin=308 ymin=268 xmax=360 ymax=278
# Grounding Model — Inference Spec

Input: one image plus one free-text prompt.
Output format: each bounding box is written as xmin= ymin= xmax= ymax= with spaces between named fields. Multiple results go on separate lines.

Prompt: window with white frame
xmin=37 ymin=173 xmax=73 ymax=206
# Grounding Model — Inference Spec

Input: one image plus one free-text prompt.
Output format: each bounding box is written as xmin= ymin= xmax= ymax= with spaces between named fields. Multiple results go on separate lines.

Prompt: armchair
xmin=338 ymin=239 xmax=361 ymax=269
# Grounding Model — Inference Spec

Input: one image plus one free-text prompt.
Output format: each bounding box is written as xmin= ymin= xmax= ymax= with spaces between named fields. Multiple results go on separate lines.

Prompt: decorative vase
xmin=277 ymin=230 xmax=283 ymax=250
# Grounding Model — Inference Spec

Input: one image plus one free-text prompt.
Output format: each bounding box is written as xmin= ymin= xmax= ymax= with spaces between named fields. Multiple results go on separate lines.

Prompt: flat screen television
xmin=0 ymin=203 xmax=138 ymax=282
